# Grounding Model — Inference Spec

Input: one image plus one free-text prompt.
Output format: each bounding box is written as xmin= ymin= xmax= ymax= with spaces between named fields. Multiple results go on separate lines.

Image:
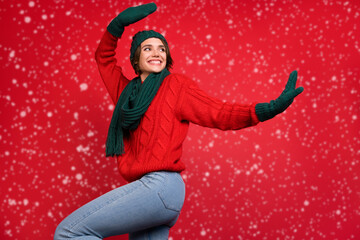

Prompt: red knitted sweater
xmin=95 ymin=31 xmax=260 ymax=182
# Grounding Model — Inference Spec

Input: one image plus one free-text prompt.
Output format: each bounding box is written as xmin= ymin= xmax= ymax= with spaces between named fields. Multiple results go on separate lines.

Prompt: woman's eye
xmin=160 ymin=48 xmax=165 ymax=52
xmin=144 ymin=47 xmax=151 ymax=51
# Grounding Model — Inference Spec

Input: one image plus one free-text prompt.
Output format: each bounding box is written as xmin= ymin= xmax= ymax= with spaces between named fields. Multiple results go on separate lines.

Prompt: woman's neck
xmin=140 ymin=73 xmax=149 ymax=82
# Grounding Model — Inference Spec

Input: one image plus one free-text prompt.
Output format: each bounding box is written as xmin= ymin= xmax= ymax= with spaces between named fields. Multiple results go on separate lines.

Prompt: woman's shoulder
xmin=167 ymin=72 xmax=196 ymax=86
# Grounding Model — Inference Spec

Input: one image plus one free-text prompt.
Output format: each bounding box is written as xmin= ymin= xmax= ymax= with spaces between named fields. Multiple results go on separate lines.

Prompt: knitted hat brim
xmin=130 ymin=30 xmax=168 ymax=60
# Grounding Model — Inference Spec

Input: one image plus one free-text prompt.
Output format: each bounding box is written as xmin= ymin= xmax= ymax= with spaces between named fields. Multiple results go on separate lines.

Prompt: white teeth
xmin=149 ymin=60 xmax=161 ymax=64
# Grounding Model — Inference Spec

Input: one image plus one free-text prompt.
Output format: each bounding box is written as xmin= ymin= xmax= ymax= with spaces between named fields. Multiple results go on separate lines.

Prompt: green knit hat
xmin=130 ymin=30 xmax=168 ymax=60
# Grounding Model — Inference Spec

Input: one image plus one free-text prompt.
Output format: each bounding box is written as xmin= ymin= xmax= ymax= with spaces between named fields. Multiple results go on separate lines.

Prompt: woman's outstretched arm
xmin=175 ymin=71 xmax=303 ymax=130
xmin=95 ymin=31 xmax=130 ymax=104
xmin=95 ymin=3 xmax=157 ymax=104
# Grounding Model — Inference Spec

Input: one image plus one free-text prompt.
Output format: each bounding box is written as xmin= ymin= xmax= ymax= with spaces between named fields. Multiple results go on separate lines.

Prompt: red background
xmin=1 ymin=0 xmax=360 ymax=239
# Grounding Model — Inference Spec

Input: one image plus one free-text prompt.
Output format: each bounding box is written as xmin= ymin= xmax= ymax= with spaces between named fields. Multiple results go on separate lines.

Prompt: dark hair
xmin=131 ymin=38 xmax=173 ymax=75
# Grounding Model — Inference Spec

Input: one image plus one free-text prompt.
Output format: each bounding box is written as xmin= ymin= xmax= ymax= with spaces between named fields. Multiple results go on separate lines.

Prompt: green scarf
xmin=106 ymin=69 xmax=170 ymax=157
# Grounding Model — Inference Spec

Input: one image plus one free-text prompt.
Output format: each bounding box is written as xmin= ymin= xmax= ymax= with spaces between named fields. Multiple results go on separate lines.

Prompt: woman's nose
xmin=152 ymin=50 xmax=160 ymax=57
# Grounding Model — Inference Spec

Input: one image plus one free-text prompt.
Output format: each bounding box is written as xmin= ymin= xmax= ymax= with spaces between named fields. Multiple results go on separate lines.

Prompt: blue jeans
xmin=54 ymin=171 xmax=185 ymax=239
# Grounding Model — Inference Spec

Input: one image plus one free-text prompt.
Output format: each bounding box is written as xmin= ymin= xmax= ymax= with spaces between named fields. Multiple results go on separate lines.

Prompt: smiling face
xmin=137 ymin=38 xmax=167 ymax=82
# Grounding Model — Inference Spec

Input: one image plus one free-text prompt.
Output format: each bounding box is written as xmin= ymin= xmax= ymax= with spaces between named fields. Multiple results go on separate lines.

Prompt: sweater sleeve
xmin=176 ymin=75 xmax=260 ymax=130
xmin=95 ymin=30 xmax=131 ymax=104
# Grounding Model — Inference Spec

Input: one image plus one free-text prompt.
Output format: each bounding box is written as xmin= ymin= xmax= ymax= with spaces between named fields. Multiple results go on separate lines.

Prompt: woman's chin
xmin=151 ymin=68 xmax=165 ymax=73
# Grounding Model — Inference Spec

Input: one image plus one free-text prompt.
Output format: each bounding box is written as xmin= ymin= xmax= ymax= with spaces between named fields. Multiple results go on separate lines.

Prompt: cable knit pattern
xmin=95 ymin=30 xmax=260 ymax=182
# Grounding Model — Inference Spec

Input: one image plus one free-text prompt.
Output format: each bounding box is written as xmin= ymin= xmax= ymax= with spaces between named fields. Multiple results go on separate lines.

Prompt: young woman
xmin=54 ymin=3 xmax=303 ymax=240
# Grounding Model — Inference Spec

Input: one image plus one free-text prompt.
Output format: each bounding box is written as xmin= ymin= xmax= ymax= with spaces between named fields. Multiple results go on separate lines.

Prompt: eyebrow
xmin=142 ymin=44 xmax=165 ymax=49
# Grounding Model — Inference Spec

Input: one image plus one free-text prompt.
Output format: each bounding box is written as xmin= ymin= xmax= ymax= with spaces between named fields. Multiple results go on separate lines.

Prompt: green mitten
xmin=107 ymin=3 xmax=157 ymax=37
xmin=255 ymin=70 xmax=304 ymax=122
